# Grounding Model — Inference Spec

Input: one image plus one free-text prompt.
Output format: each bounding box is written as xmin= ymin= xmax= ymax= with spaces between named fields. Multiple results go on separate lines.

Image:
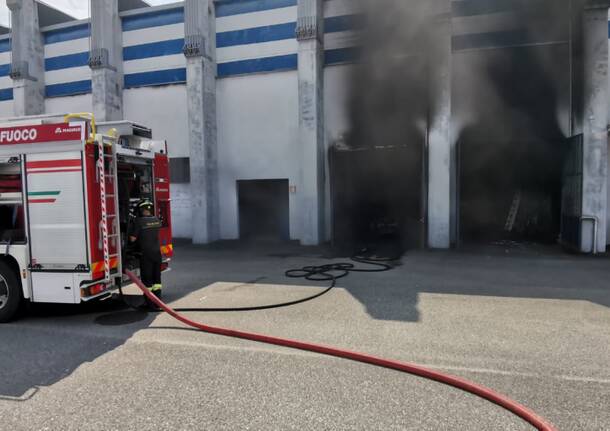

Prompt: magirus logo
xmin=55 ymin=126 xmax=81 ymax=134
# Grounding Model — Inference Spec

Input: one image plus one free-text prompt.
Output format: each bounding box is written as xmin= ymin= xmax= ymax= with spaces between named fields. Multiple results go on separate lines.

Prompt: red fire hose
xmin=124 ymin=270 xmax=557 ymax=431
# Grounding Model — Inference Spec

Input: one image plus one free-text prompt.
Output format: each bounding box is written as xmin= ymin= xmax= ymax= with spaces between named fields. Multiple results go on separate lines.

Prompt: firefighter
xmin=129 ymin=199 xmax=163 ymax=300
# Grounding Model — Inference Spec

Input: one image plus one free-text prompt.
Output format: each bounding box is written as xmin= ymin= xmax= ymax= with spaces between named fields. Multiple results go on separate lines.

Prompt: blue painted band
xmin=325 ymin=47 xmax=359 ymax=66
xmin=45 ymin=80 xmax=92 ymax=98
xmin=0 ymin=64 xmax=10 ymax=77
xmin=124 ymin=38 xmax=184 ymax=61
xmin=45 ymin=52 xmax=89 ymax=71
xmin=452 ymin=0 xmax=515 ymax=17
xmin=218 ymin=53 xmax=297 ymax=77
xmin=217 ymin=22 xmax=296 ymax=47
xmin=124 ymin=68 xmax=186 ymax=88
xmin=216 ymin=15 xmax=360 ymax=48
xmin=44 ymin=24 xmax=90 ymax=45
xmin=452 ymin=29 xmax=533 ymax=51
xmin=122 ymin=7 xmax=184 ymax=32
xmin=0 ymin=39 xmax=10 ymax=54
xmin=216 ymin=0 xmax=296 ymax=18
xmin=0 ymin=88 xmax=13 ymax=101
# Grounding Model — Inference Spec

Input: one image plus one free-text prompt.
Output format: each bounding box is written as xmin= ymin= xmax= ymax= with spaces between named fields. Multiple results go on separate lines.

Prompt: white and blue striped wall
xmin=41 ymin=3 xmax=187 ymax=100
xmin=214 ymin=0 xmax=361 ymax=241
xmin=1 ymin=0 xmax=610 ymax=102
xmin=0 ymin=0 xmax=363 ymax=106
xmin=122 ymin=5 xmax=186 ymax=88
xmin=215 ymin=0 xmax=360 ymax=77
xmin=43 ymin=21 xmax=91 ymax=98
xmin=0 ymin=36 xmax=12 ymax=114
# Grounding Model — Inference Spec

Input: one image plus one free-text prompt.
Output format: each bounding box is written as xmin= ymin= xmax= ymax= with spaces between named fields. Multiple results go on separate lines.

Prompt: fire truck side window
xmin=0 ymin=158 xmax=25 ymax=243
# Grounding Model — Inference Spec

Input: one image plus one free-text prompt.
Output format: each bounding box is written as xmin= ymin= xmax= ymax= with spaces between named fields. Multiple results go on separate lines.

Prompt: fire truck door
xmin=26 ymin=151 xmax=88 ymax=274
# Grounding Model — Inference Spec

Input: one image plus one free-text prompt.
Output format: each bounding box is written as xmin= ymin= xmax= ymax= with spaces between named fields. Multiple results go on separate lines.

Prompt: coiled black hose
xmin=119 ymin=254 xmax=396 ymax=312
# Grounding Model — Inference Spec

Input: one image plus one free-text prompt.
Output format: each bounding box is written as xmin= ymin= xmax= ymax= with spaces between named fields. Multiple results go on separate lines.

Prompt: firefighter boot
xmin=151 ymin=284 xmax=163 ymax=300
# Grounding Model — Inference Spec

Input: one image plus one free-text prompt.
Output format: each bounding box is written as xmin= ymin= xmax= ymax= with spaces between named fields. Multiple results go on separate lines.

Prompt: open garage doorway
xmin=330 ymin=144 xmax=424 ymax=256
xmin=238 ymin=179 xmax=290 ymax=242
xmin=458 ymin=138 xmax=563 ymax=246
xmin=453 ymin=34 xmax=570 ymax=249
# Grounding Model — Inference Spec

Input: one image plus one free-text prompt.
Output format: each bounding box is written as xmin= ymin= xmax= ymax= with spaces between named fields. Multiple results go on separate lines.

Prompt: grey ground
xmin=1 ymin=241 xmax=609 ymax=430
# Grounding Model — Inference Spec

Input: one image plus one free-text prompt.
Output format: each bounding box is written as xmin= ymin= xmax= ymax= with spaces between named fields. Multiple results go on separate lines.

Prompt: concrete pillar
xmin=580 ymin=2 xmax=609 ymax=253
xmin=183 ymin=0 xmax=219 ymax=244
xmin=297 ymin=0 xmax=325 ymax=246
xmin=7 ymin=0 xmax=44 ymax=116
xmin=427 ymin=1 xmax=453 ymax=249
xmin=89 ymin=0 xmax=123 ymax=121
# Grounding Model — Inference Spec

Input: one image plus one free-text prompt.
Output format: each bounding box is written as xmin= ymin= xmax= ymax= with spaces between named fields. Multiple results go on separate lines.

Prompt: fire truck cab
xmin=0 ymin=113 xmax=173 ymax=322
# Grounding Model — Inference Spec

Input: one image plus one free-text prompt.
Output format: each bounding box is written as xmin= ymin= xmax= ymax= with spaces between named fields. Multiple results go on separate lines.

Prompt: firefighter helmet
xmin=137 ymin=199 xmax=154 ymax=215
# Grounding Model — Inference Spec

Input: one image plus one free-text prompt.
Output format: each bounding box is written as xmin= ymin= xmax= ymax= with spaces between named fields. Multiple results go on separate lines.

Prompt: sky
xmin=0 ymin=0 xmax=179 ymax=28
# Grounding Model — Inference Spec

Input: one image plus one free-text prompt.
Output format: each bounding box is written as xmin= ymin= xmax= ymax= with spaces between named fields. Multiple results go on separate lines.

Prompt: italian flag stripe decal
xmin=28 ymin=191 xmax=60 ymax=204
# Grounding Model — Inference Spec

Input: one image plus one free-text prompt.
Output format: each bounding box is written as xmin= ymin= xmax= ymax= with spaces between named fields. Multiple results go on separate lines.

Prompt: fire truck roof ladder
xmin=67 ymin=113 xmax=118 ymax=283
xmin=99 ymin=136 xmax=118 ymax=282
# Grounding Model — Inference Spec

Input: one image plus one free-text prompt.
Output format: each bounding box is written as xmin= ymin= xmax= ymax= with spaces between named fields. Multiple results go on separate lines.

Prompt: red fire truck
xmin=0 ymin=113 xmax=173 ymax=322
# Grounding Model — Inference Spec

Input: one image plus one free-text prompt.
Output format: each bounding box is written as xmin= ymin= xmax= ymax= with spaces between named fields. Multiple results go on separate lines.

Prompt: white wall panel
xmin=325 ymin=31 xmax=358 ymax=51
xmin=122 ymin=23 xmax=184 ymax=47
xmin=0 ymin=52 xmax=11 ymax=64
xmin=44 ymin=93 xmax=92 ymax=115
xmin=324 ymin=65 xmax=353 ymax=145
xmin=0 ymin=101 xmax=13 ymax=118
xmin=217 ymin=39 xmax=297 ymax=63
xmin=44 ymin=38 xmax=89 ymax=58
xmin=123 ymin=54 xmax=186 ymax=74
xmin=216 ymin=6 xmax=297 ymax=33
xmin=217 ymin=71 xmax=299 ymax=240
xmin=123 ymin=85 xmax=189 ymax=158
xmin=0 ymin=77 xmax=12 ymax=89
xmin=45 ymin=66 xmax=91 ymax=85
xmin=170 ymin=183 xmax=193 ymax=238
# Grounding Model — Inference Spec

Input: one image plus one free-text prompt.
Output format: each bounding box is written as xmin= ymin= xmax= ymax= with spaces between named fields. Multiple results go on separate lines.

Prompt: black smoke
xmin=334 ymin=0 xmax=581 ymax=246
xmin=454 ymin=0 xmax=578 ymax=242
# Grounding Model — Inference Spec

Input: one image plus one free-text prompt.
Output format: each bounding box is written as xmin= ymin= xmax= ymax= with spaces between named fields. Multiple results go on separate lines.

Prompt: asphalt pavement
xmin=1 ymin=241 xmax=609 ymax=430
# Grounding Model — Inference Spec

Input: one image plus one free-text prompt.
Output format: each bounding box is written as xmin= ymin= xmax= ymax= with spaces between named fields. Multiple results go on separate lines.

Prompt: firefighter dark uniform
xmin=130 ymin=200 xmax=163 ymax=298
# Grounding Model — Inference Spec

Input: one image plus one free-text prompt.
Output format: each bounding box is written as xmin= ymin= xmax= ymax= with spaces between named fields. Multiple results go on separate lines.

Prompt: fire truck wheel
xmin=0 ymin=261 xmax=22 ymax=323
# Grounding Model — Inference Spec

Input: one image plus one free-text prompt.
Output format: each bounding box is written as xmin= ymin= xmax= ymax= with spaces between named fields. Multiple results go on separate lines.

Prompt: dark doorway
xmin=458 ymin=138 xmax=563 ymax=245
xmin=238 ymin=179 xmax=289 ymax=241
xmin=454 ymin=40 xmax=568 ymax=247
xmin=330 ymin=145 xmax=424 ymax=256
